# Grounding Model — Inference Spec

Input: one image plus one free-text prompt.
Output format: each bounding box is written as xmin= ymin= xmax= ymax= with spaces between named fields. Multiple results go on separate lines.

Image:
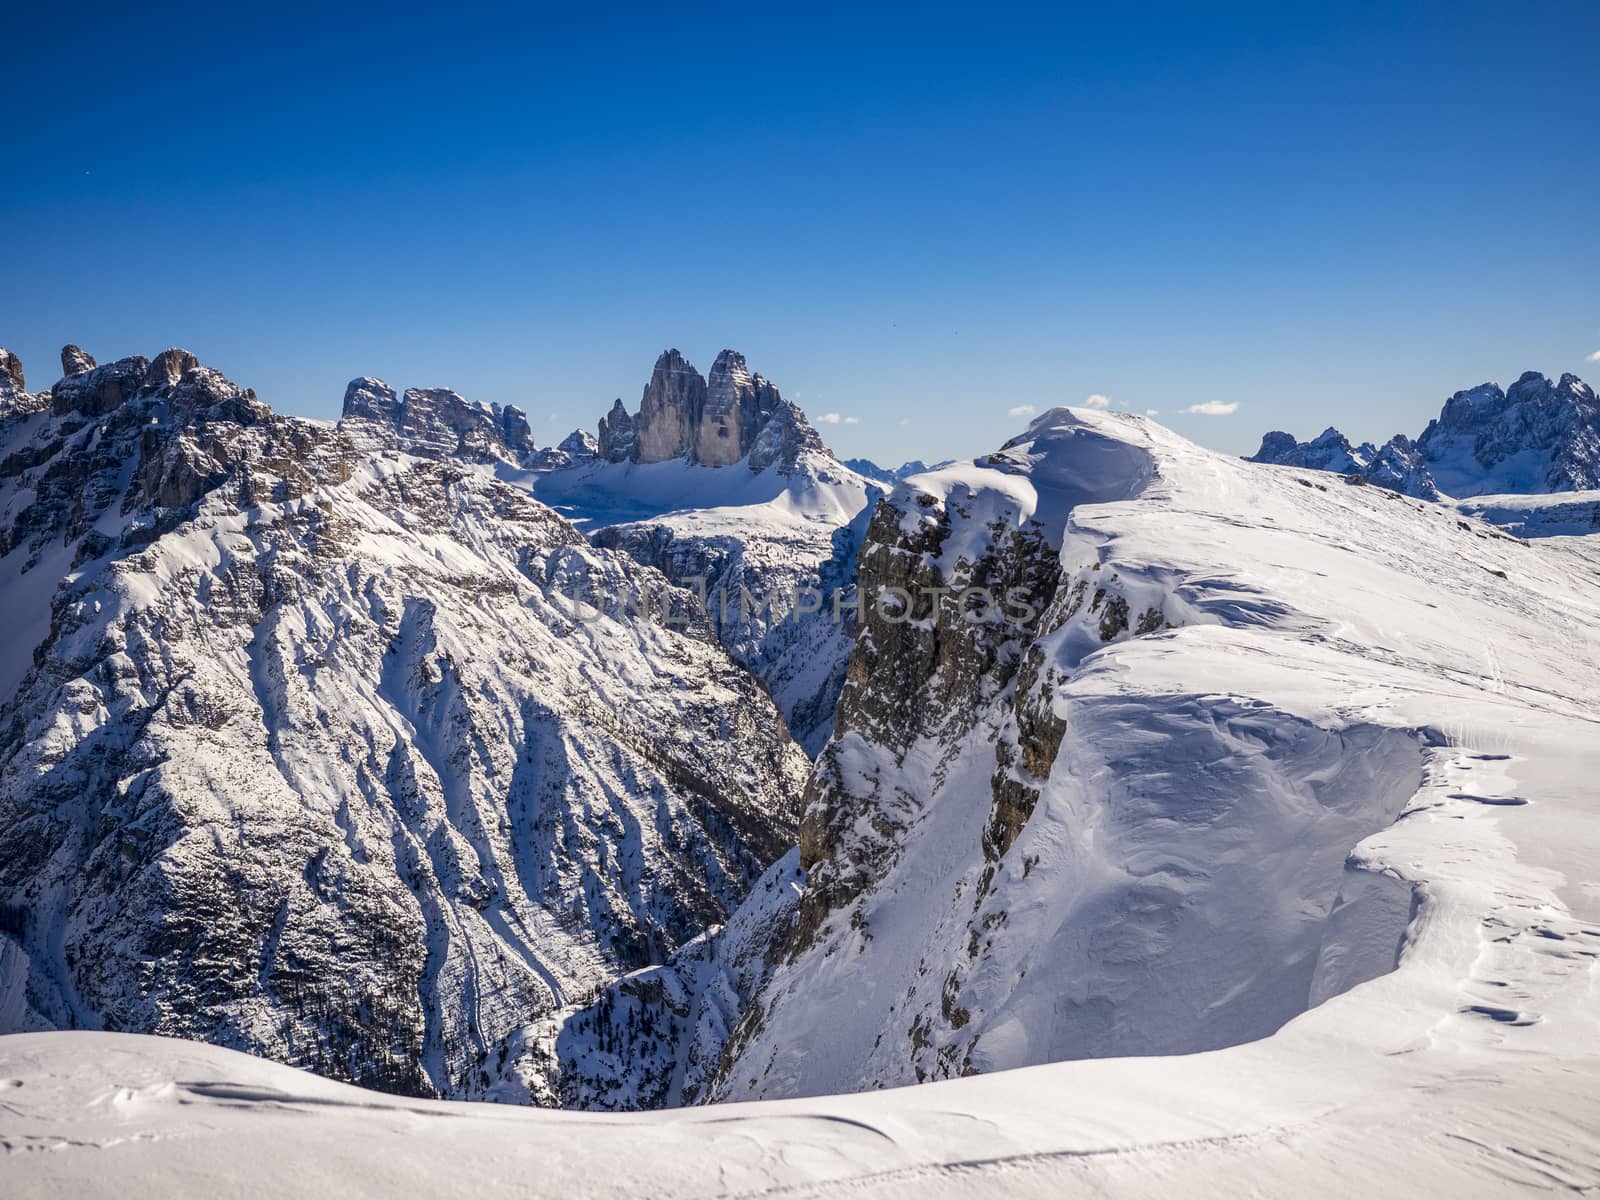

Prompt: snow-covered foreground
xmin=5 ymin=409 xmax=1600 ymax=1195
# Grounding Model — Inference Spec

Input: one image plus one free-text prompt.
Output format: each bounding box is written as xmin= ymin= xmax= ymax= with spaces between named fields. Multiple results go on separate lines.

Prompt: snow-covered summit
xmin=6 ymin=395 xmax=1600 ymax=1197
xmin=0 ymin=344 xmax=809 ymax=1101
xmin=1251 ymin=369 xmax=1600 ymax=498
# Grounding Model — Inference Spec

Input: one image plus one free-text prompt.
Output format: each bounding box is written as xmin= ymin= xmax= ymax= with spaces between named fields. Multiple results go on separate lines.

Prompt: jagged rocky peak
xmin=146 ymin=348 xmax=200 ymax=391
xmin=591 ymin=346 xmax=833 ymax=472
xmin=528 ymin=428 xmax=600 ymax=471
xmin=2 ymin=347 xmax=354 ymax=578
xmin=842 ymin=458 xmax=940 ymax=484
xmin=59 ymin=343 xmax=96 ymax=376
xmin=635 ymin=348 xmax=706 ymax=463
xmin=0 ymin=342 xmax=809 ymax=1104
xmin=0 ymin=347 xmax=24 ymax=391
xmin=1250 ymin=369 xmax=1598 ymax=499
xmin=44 ymin=346 xmax=223 ymax=423
xmin=699 ymin=349 xmax=783 ymax=467
xmin=558 ymin=427 xmax=598 ymax=458
xmin=0 ymin=348 xmax=46 ymax=420
xmin=747 ymin=397 xmax=825 ymax=474
xmin=337 ymin=377 xmax=534 ymax=464
xmin=597 ymin=398 xmax=637 ymax=462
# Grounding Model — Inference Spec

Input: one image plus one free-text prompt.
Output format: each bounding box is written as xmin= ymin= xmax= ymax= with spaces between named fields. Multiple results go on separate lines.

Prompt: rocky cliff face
xmin=0 ymin=349 xmax=46 ymax=420
xmin=1250 ymin=370 xmax=1599 ymax=498
xmin=697 ymin=350 xmax=783 ymax=467
xmin=590 ymin=348 xmax=827 ymax=474
xmin=596 ymin=400 xmax=636 ymax=463
xmin=0 ymin=346 xmax=809 ymax=1103
xmin=634 ymin=350 xmax=705 ymax=464
xmin=652 ymin=409 xmax=1438 ymax=1104
xmin=339 ymin=378 xmax=536 ymax=464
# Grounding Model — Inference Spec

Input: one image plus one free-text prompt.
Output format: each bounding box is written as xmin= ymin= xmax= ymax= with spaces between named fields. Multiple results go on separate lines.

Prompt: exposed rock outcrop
xmin=528 ymin=428 xmax=600 ymax=471
xmin=596 ymin=399 xmax=637 ymax=463
xmin=0 ymin=347 xmax=808 ymax=1105
xmin=590 ymin=348 xmax=833 ymax=473
xmin=698 ymin=350 xmax=783 ymax=467
xmin=0 ymin=348 xmax=23 ymax=391
xmin=635 ymin=350 xmax=705 ymax=464
xmin=337 ymin=378 xmax=535 ymax=464
xmin=59 ymin=344 xmax=95 ymax=376
xmin=1250 ymin=370 xmax=1599 ymax=498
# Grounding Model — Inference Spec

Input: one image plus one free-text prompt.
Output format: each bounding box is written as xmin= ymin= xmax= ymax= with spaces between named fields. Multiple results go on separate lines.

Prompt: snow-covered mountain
xmin=10 ymin=402 xmax=1598 ymax=1198
xmin=0 ymin=344 xmax=809 ymax=1102
xmin=521 ymin=349 xmax=881 ymax=755
xmin=840 ymin=458 xmax=952 ymax=485
xmin=542 ymin=404 xmax=1600 ymax=1115
xmin=1250 ymin=370 xmax=1600 ymax=498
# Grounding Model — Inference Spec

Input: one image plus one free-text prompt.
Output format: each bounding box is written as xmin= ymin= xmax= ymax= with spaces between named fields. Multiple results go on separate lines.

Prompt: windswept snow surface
xmin=6 ymin=407 xmax=1600 ymax=1195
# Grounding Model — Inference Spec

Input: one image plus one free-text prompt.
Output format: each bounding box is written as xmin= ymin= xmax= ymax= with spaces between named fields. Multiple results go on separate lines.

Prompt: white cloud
xmin=1181 ymin=401 xmax=1240 ymax=416
xmin=817 ymin=412 xmax=855 ymax=425
xmin=1587 ymin=350 xmax=1600 ymax=363
xmin=898 ymin=417 xmax=911 ymax=426
xmin=844 ymin=415 xmax=860 ymax=425
xmin=1084 ymin=394 xmax=1112 ymax=410
xmin=1007 ymin=404 xmax=1036 ymax=417
xmin=1145 ymin=408 xmax=1159 ymax=416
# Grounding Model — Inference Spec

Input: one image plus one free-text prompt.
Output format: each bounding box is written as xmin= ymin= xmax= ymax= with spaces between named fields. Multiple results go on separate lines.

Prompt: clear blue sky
xmin=5 ymin=1 xmax=1597 ymax=463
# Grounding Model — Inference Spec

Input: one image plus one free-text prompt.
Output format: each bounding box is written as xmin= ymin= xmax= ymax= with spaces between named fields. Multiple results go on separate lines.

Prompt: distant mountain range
xmin=4 ymin=343 xmax=1599 ymax=1139
xmin=1248 ymin=370 xmax=1600 ymax=498
xmin=840 ymin=457 xmax=954 ymax=485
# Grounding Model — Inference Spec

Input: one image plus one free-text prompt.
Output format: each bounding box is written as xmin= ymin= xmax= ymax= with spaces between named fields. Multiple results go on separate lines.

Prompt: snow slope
xmin=0 ymin=350 xmax=809 ymax=1102
xmin=522 ymin=450 xmax=881 ymax=754
xmin=5 ymin=406 xmax=1599 ymax=1196
xmin=707 ymin=408 xmax=1600 ymax=1099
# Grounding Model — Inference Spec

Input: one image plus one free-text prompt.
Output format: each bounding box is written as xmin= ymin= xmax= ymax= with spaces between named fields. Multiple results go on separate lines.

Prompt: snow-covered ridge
xmin=0 ymin=343 xmax=809 ymax=1101
xmin=1250 ymin=369 xmax=1600 ymax=499
xmin=673 ymin=404 xmax=1600 ymax=1103
xmin=519 ymin=348 xmax=881 ymax=754
xmin=8 ymin=400 xmax=1596 ymax=1196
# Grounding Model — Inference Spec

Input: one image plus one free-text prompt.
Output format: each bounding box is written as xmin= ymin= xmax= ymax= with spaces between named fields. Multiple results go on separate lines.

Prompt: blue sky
xmin=4 ymin=1 xmax=1597 ymax=464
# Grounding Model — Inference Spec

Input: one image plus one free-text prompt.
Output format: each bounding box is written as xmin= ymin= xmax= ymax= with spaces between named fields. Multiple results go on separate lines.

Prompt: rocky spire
xmin=597 ymin=398 xmax=637 ymax=463
xmin=747 ymin=398 xmax=826 ymax=475
xmin=587 ymin=347 xmax=835 ymax=471
xmin=0 ymin=348 xmax=24 ymax=392
xmin=337 ymin=378 xmax=534 ymax=464
xmin=60 ymin=344 xmax=96 ymax=376
xmin=699 ymin=349 xmax=783 ymax=467
xmin=145 ymin=348 xmax=200 ymax=392
xmin=635 ymin=349 xmax=705 ymax=463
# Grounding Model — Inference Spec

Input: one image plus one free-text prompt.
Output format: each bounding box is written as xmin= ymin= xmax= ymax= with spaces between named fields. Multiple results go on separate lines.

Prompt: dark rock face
xmin=597 ymin=398 xmax=637 ymax=463
xmin=0 ymin=348 xmax=23 ymax=391
xmin=792 ymin=492 xmax=1061 ymax=946
xmin=337 ymin=378 xmax=535 ymax=464
xmin=1249 ymin=370 xmax=1599 ymax=499
xmin=1418 ymin=371 xmax=1600 ymax=495
xmin=60 ymin=344 xmax=96 ymax=376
